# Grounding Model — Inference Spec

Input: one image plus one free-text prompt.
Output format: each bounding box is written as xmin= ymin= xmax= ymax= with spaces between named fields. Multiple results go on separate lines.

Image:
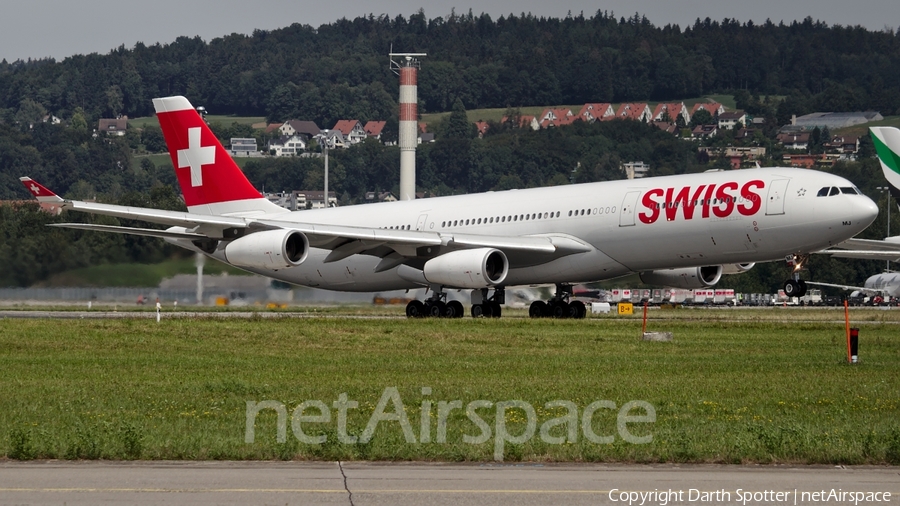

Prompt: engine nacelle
xmin=224 ymin=229 xmax=308 ymax=270
xmin=423 ymin=248 xmax=508 ymax=288
xmin=639 ymin=266 xmax=723 ymax=289
xmin=721 ymin=263 xmax=755 ymax=275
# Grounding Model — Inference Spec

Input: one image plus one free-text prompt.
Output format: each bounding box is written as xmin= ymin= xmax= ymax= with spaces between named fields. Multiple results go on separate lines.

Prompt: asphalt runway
xmin=1 ymin=461 xmax=897 ymax=506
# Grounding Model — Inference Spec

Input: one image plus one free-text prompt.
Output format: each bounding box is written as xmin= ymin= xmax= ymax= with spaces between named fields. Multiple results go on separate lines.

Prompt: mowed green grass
xmin=2 ymin=312 xmax=899 ymax=463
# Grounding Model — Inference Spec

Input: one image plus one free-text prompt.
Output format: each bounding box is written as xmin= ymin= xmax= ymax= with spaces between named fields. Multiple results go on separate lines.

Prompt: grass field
xmin=2 ymin=308 xmax=898 ymax=463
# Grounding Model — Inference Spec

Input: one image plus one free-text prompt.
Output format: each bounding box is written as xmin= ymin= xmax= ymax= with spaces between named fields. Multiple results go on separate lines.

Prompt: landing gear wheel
xmin=529 ymin=301 xmax=547 ymax=318
xmin=569 ymin=300 xmax=587 ymax=319
xmin=426 ymin=301 xmax=445 ymax=317
xmin=446 ymin=300 xmax=464 ymax=318
xmin=406 ymin=300 xmax=425 ymax=318
xmin=471 ymin=304 xmax=485 ymax=318
xmin=490 ymin=302 xmax=502 ymax=318
xmin=550 ymin=301 xmax=568 ymax=318
xmin=784 ymin=279 xmax=801 ymax=297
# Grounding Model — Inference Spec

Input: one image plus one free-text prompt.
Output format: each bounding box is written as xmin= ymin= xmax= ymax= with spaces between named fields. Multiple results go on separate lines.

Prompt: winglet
xmin=19 ymin=177 xmax=64 ymax=203
xmin=870 ymin=127 xmax=900 ymax=200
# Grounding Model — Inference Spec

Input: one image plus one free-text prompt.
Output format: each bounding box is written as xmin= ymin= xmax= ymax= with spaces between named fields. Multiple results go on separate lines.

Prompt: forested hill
xmin=1 ymin=11 xmax=899 ymax=128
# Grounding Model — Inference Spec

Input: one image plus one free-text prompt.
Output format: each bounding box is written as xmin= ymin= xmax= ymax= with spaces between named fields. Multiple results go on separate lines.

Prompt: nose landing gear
xmin=783 ymin=254 xmax=809 ymax=297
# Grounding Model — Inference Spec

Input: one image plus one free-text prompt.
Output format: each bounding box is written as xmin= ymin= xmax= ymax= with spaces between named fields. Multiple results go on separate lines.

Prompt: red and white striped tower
xmin=391 ymin=52 xmax=425 ymax=201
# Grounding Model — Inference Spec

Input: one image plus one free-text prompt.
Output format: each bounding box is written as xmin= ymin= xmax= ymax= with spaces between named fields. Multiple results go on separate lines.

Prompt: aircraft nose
xmin=857 ymin=195 xmax=879 ymax=228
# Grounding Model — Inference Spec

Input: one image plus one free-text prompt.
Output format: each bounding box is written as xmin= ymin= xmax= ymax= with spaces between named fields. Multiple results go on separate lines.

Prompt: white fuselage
xmin=864 ymin=272 xmax=900 ymax=297
xmin=182 ymin=167 xmax=877 ymax=291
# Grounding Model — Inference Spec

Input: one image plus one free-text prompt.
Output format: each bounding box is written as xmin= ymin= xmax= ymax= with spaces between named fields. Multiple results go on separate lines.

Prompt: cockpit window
xmin=829 ymin=187 xmax=840 ymax=196
xmin=840 ymin=187 xmax=858 ymax=195
xmin=817 ymin=187 xmax=829 ymax=197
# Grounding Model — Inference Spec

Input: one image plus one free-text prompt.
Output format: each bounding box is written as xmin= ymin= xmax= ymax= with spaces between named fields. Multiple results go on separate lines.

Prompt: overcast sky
xmin=2 ymin=0 xmax=896 ymax=62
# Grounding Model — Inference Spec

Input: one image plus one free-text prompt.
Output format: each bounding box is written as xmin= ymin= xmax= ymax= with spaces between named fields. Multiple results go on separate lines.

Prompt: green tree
xmin=14 ymin=98 xmax=47 ymax=130
xmin=443 ymin=98 xmax=474 ymax=139
xmin=689 ymin=109 xmax=712 ymax=127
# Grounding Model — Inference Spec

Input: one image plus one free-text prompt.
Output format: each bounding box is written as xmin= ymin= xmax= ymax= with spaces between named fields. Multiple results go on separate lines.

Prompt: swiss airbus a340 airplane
xmin=21 ymin=96 xmax=880 ymax=318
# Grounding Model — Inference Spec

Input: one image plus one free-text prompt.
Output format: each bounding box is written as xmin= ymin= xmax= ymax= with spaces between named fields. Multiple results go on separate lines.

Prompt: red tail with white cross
xmin=153 ymin=96 xmax=270 ymax=212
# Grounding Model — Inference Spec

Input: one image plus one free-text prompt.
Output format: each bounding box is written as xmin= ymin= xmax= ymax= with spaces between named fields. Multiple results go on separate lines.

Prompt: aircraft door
xmin=766 ymin=179 xmax=790 ymax=215
xmin=619 ymin=191 xmax=641 ymax=227
xmin=416 ymin=214 xmax=428 ymax=231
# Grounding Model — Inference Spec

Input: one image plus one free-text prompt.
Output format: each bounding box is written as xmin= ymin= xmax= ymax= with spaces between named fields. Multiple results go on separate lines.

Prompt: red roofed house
xmin=332 ymin=120 xmax=367 ymax=145
xmin=690 ymin=102 xmax=725 ymax=118
xmin=578 ymin=103 xmax=614 ymax=123
xmin=363 ymin=121 xmax=386 ymax=140
xmin=615 ymin=103 xmax=651 ymax=122
xmin=538 ymin=108 xmax=575 ymax=128
xmin=474 ymin=121 xmax=490 ymax=138
xmin=652 ymin=103 xmax=690 ymax=124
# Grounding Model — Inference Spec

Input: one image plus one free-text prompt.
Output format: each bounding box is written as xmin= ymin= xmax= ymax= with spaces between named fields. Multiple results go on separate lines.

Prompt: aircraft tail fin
xmin=153 ymin=96 xmax=284 ymax=216
xmin=19 ymin=177 xmax=65 ymax=203
xmin=870 ymin=126 xmax=900 ymax=203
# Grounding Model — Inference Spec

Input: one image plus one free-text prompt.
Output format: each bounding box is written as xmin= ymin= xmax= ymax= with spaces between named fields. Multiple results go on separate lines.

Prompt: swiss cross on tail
xmin=178 ymin=127 xmax=216 ymax=187
xmin=19 ymin=177 xmax=64 ymax=203
xmin=152 ymin=96 xmax=262 ymax=208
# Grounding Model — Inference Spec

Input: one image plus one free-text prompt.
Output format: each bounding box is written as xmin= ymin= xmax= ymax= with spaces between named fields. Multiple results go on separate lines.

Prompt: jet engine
xmin=721 ymin=263 xmax=755 ymax=274
xmin=224 ymin=229 xmax=309 ymax=270
xmin=639 ymin=266 xmax=723 ymax=289
xmin=423 ymin=248 xmax=508 ymax=288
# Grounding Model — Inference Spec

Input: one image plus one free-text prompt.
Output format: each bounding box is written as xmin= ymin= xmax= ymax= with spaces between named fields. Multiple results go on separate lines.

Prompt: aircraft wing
xmin=805 ymin=281 xmax=877 ymax=295
xmin=818 ymin=250 xmax=900 ymax=261
xmin=22 ymin=177 xmax=592 ymax=267
xmin=833 ymin=236 xmax=900 ymax=251
xmin=816 ymin=235 xmax=900 ymax=261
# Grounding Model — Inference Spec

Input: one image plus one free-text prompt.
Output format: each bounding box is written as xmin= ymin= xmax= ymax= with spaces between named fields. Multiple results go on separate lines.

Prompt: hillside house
xmin=615 ymin=103 xmax=651 ymax=122
xmin=824 ymin=135 xmax=860 ymax=154
xmin=578 ymin=103 xmax=614 ymax=122
xmin=691 ymin=102 xmax=725 ymax=117
xmin=279 ymin=120 xmax=321 ymax=138
xmin=652 ymin=103 xmax=690 ymax=124
xmin=98 ymin=117 xmax=127 ymax=136
xmin=268 ymin=134 xmax=307 ymax=156
xmin=538 ymin=108 xmax=576 ymax=128
xmin=229 ymin=138 xmax=257 ymax=156
xmin=332 ymin=120 xmax=367 ymax=145
xmin=363 ymin=121 xmax=386 ymax=141
xmin=691 ymin=124 xmax=718 ymax=138
xmin=776 ymin=132 xmax=811 ymax=151
xmin=717 ymin=111 xmax=747 ymax=130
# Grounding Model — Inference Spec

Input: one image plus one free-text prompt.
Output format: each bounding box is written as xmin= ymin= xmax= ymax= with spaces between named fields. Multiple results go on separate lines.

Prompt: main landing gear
xmin=470 ymin=287 xmax=504 ymax=318
xmin=783 ymin=254 xmax=809 ymax=298
xmin=405 ymin=287 xmax=464 ymax=318
xmin=529 ymin=284 xmax=587 ymax=319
